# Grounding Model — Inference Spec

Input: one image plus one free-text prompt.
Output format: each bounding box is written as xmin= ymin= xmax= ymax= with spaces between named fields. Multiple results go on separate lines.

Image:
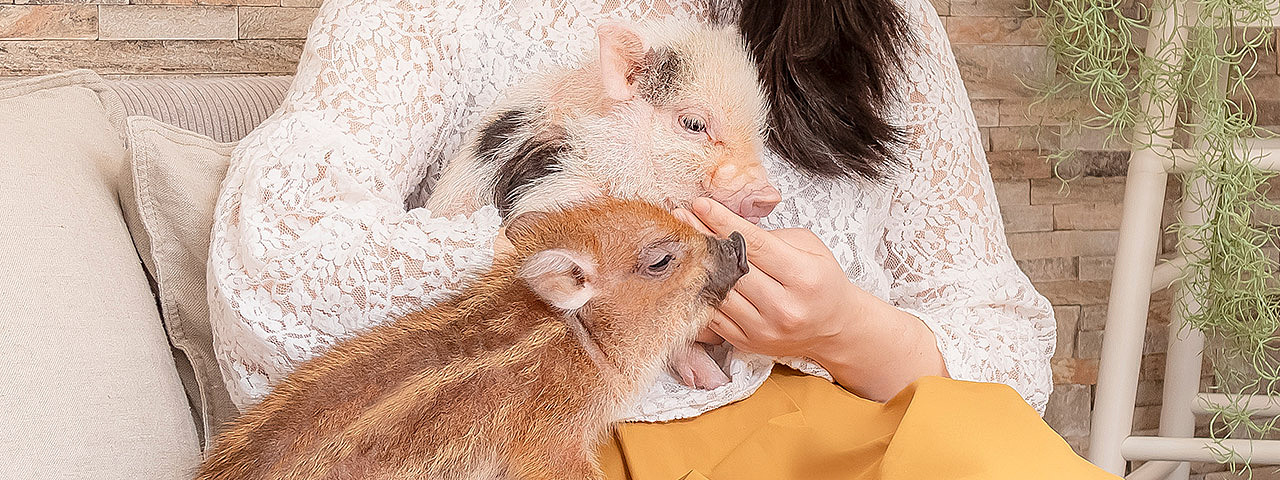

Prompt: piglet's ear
xmin=519 ymin=249 xmax=597 ymax=311
xmin=597 ymin=21 xmax=648 ymax=102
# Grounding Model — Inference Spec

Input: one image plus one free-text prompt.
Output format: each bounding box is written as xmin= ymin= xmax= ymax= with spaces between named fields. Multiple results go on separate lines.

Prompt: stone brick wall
xmin=0 ymin=1 xmax=318 ymax=76
xmin=941 ymin=1 xmax=1275 ymax=478
xmin=939 ymin=0 xmax=1120 ymax=454
xmin=3 ymin=0 xmax=1278 ymax=475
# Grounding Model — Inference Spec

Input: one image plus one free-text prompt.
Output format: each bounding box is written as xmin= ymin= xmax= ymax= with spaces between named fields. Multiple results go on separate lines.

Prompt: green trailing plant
xmin=1031 ymin=0 xmax=1280 ymax=470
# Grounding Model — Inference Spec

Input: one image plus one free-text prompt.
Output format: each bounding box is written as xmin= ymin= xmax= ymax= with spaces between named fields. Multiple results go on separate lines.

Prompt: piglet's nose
xmin=706 ymin=160 xmax=780 ymax=224
xmin=728 ymin=231 xmax=748 ymax=274
xmin=732 ymin=184 xmax=781 ymax=224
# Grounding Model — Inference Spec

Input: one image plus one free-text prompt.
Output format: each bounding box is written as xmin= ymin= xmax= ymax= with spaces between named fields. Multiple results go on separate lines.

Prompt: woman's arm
xmin=209 ymin=0 xmax=503 ymax=407
xmin=682 ymin=0 xmax=1054 ymax=410
xmin=877 ymin=0 xmax=1056 ymax=411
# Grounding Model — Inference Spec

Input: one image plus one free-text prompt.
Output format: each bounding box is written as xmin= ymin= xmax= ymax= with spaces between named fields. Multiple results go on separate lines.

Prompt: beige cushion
xmin=106 ymin=76 xmax=292 ymax=143
xmin=120 ymin=116 xmax=238 ymax=446
xmin=0 ymin=70 xmax=200 ymax=478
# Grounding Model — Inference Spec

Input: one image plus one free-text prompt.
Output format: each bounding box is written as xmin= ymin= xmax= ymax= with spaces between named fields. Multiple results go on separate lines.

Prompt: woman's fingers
xmin=695 ymin=326 xmax=724 ymax=345
xmin=672 ymin=208 xmax=715 ymax=235
xmin=688 ymin=198 xmax=798 ymax=273
xmin=689 ymin=197 xmax=759 ymax=239
xmin=680 ymin=205 xmax=786 ymax=318
xmin=718 ymin=288 xmax=762 ymax=325
xmin=769 ymin=228 xmax=833 ymax=258
xmin=710 ymin=310 xmax=750 ymax=347
xmin=729 ymin=259 xmax=786 ymax=311
xmin=709 ymin=289 xmax=761 ymax=347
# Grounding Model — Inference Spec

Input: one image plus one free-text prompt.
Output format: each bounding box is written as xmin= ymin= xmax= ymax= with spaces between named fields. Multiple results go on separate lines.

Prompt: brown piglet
xmin=196 ymin=198 xmax=749 ymax=480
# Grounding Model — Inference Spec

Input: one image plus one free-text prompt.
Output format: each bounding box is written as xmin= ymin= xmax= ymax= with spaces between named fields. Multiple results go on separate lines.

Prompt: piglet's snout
xmin=707 ymin=162 xmax=780 ymax=224
xmin=700 ymin=232 xmax=749 ymax=305
xmin=732 ymin=183 xmax=781 ymax=224
xmin=728 ymin=231 xmax=748 ymax=275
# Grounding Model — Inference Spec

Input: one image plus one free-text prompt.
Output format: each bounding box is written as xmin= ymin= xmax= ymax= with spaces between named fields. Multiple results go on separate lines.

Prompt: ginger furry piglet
xmin=196 ymin=199 xmax=749 ymax=480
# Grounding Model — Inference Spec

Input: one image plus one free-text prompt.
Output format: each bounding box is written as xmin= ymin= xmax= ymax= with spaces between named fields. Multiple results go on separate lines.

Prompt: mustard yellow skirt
xmin=598 ymin=367 xmax=1117 ymax=480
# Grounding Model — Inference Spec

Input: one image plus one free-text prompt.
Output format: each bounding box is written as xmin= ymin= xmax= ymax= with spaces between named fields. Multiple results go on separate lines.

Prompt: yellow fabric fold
xmin=598 ymin=366 xmax=1116 ymax=480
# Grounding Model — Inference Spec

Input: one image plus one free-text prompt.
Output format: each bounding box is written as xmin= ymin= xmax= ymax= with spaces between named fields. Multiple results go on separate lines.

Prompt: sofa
xmin=0 ymin=70 xmax=293 ymax=479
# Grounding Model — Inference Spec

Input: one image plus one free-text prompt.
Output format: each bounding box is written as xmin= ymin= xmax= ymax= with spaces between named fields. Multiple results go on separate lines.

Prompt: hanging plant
xmin=1030 ymin=0 xmax=1280 ymax=470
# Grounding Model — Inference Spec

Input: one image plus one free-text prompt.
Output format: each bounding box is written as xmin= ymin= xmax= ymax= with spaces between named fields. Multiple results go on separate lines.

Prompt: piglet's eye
xmin=647 ymin=254 xmax=674 ymax=274
xmin=679 ymin=115 xmax=707 ymax=134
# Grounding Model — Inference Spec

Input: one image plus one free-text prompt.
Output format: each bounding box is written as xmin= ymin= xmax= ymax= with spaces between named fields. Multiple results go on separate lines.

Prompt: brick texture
xmin=942 ymin=2 xmax=1276 ymax=472
xmin=0 ymin=38 xmax=302 ymax=74
xmin=3 ymin=0 xmax=1276 ymax=475
xmin=0 ymin=2 xmax=318 ymax=75
xmin=0 ymin=5 xmax=96 ymax=39
xmin=99 ymin=5 xmax=236 ymax=40
xmin=238 ymin=6 xmax=315 ymax=39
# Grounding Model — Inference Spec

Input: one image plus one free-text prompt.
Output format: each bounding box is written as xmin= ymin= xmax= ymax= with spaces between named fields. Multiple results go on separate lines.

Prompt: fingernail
xmin=692 ymin=197 xmax=712 ymax=215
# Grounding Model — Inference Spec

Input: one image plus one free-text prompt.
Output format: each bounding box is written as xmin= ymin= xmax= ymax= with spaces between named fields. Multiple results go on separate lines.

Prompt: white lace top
xmin=208 ymin=0 xmax=1056 ymax=422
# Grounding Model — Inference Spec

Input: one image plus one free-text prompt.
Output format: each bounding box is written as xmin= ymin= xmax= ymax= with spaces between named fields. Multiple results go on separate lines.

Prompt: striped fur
xmin=196 ymin=199 xmax=744 ymax=480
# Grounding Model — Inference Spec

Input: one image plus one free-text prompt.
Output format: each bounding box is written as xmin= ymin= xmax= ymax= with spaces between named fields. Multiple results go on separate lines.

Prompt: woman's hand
xmin=675 ymin=198 xmax=949 ymax=401
xmin=675 ymin=209 xmax=857 ymax=359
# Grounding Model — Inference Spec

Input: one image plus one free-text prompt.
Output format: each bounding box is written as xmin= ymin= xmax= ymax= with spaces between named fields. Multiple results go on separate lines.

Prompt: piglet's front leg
xmin=667 ymin=343 xmax=730 ymax=390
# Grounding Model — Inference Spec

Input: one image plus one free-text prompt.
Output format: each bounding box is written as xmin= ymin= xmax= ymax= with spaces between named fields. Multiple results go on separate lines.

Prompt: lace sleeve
xmin=881 ymin=0 xmax=1056 ymax=413
xmin=208 ymin=0 xmax=503 ymax=408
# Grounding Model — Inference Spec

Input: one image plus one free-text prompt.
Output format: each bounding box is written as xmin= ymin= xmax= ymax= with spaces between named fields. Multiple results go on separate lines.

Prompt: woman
xmin=208 ymin=0 xmax=1115 ymax=477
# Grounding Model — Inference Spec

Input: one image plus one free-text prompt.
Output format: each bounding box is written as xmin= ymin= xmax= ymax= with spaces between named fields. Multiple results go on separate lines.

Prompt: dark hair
xmin=736 ymin=0 xmax=915 ymax=181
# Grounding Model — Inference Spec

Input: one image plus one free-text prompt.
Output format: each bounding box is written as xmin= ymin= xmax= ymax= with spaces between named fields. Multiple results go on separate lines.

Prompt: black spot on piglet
xmin=492 ymin=128 xmax=570 ymax=218
xmin=476 ymin=110 xmax=525 ymax=164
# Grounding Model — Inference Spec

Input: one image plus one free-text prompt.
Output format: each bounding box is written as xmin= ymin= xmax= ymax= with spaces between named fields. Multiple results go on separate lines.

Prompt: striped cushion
xmin=106 ymin=76 xmax=292 ymax=143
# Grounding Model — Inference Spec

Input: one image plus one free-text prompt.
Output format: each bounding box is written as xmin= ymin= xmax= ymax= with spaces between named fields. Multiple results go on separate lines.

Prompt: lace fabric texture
xmin=208 ymin=0 xmax=1056 ymax=422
